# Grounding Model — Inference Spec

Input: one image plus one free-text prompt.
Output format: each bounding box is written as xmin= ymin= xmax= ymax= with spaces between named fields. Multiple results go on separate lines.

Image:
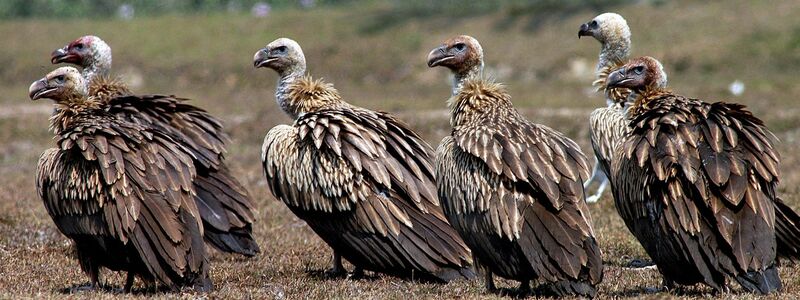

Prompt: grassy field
xmin=1 ymin=0 xmax=800 ymax=298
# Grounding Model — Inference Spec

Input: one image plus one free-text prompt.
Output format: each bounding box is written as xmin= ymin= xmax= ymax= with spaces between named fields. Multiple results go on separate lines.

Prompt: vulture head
xmin=254 ymin=38 xmax=307 ymax=77
xmin=427 ymin=35 xmax=484 ymax=78
xmin=607 ymin=56 xmax=668 ymax=92
xmin=578 ymin=13 xmax=630 ymax=44
xmin=51 ymin=35 xmax=112 ymax=77
xmin=29 ymin=67 xmax=88 ymax=102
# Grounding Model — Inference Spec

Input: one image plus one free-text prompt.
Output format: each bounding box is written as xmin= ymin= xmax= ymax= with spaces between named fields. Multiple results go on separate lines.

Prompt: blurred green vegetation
xmin=1 ymin=0 xmax=639 ymax=19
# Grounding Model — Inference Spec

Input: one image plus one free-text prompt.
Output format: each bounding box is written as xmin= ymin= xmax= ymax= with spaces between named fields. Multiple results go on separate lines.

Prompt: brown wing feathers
xmin=37 ymin=112 xmax=211 ymax=290
xmin=262 ymin=76 xmax=474 ymax=281
xmin=103 ymin=93 xmax=259 ymax=256
xmin=438 ymin=79 xmax=601 ymax=296
xmin=614 ymin=92 xmax=782 ymax=293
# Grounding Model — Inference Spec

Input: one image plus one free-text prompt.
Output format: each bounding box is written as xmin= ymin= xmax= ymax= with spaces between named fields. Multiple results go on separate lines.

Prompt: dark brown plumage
xmin=256 ymin=38 xmax=474 ymax=282
xmin=51 ymin=35 xmax=260 ymax=256
xmin=32 ymin=67 xmax=211 ymax=292
xmin=428 ymin=35 xmax=602 ymax=297
xmin=607 ymin=56 xmax=783 ymax=293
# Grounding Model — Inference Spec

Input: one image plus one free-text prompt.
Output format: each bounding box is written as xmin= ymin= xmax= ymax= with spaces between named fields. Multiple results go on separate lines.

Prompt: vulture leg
xmin=350 ymin=266 xmax=365 ymax=280
xmin=123 ymin=272 xmax=135 ymax=293
xmin=484 ymin=271 xmax=496 ymax=292
xmin=584 ymin=156 xmax=608 ymax=203
xmin=518 ymin=280 xmax=531 ymax=295
xmin=324 ymin=251 xmax=347 ymax=278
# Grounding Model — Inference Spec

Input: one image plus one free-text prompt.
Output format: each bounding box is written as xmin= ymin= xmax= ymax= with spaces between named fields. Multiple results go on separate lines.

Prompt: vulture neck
xmin=275 ymin=66 xmax=306 ymax=118
xmin=452 ymin=64 xmax=483 ymax=96
xmin=597 ymin=37 xmax=630 ymax=74
xmin=84 ymin=50 xmax=112 ymax=83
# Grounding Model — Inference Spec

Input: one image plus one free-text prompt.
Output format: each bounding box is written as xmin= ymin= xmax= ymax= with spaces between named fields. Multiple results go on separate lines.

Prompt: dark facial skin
xmin=254 ymin=44 xmax=291 ymax=72
xmin=578 ymin=19 xmax=599 ymax=38
xmin=51 ymin=37 xmax=91 ymax=65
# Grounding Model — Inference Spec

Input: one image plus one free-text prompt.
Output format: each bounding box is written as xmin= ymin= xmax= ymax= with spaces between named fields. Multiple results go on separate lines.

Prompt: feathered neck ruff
xmin=89 ymin=76 xmax=132 ymax=101
xmin=280 ymin=76 xmax=346 ymax=119
xmin=49 ymin=96 xmax=103 ymax=135
xmin=449 ymin=78 xmax=512 ymax=127
xmin=628 ymin=85 xmax=672 ymax=116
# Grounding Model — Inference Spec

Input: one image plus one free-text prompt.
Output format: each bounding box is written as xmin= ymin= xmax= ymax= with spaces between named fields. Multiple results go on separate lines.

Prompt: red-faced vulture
xmin=31 ymin=67 xmax=211 ymax=292
xmin=427 ymin=35 xmax=603 ymax=297
xmin=255 ymin=38 xmax=475 ymax=282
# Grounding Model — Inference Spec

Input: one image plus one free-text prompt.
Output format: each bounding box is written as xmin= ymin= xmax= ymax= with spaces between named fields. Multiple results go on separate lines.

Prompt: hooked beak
xmin=578 ymin=23 xmax=592 ymax=38
xmin=427 ymin=46 xmax=453 ymax=68
xmin=606 ymin=68 xmax=630 ymax=89
xmin=253 ymin=48 xmax=275 ymax=68
xmin=50 ymin=47 xmax=77 ymax=64
xmin=29 ymin=79 xmax=54 ymax=101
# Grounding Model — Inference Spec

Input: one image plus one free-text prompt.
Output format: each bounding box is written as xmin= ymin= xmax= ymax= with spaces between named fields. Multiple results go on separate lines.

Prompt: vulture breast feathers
xmin=436 ymin=79 xmax=602 ymax=293
xmin=262 ymin=77 xmax=473 ymax=281
xmin=610 ymin=58 xmax=782 ymax=292
xmin=37 ymin=107 xmax=210 ymax=290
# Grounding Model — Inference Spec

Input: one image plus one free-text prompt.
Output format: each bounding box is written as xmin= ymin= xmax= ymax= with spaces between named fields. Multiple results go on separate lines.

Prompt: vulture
xmin=51 ymin=35 xmax=260 ymax=257
xmin=31 ymin=67 xmax=211 ymax=292
xmin=255 ymin=38 xmax=475 ymax=282
xmin=578 ymin=12 xmax=634 ymax=203
xmin=607 ymin=56 xmax=784 ymax=293
xmin=579 ymin=16 xmax=800 ymax=260
xmin=427 ymin=35 xmax=602 ymax=297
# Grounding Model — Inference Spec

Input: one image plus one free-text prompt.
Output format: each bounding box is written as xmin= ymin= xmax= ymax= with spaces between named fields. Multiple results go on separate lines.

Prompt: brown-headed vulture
xmin=428 ymin=35 xmax=603 ymax=297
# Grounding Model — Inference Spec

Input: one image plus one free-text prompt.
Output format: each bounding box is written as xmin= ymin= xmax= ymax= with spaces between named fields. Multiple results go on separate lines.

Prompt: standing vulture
xmin=427 ymin=35 xmax=602 ymax=297
xmin=578 ymin=12 xmax=634 ymax=203
xmin=51 ymin=35 xmax=260 ymax=257
xmin=255 ymin=38 xmax=474 ymax=281
xmin=31 ymin=67 xmax=211 ymax=292
xmin=607 ymin=56 xmax=783 ymax=293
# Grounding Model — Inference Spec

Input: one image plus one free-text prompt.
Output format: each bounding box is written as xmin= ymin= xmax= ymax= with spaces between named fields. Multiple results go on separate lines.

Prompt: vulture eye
xmin=454 ymin=43 xmax=466 ymax=52
xmin=74 ymin=43 xmax=84 ymax=50
xmin=633 ymin=66 xmax=645 ymax=75
xmin=54 ymin=75 xmax=66 ymax=83
xmin=590 ymin=20 xmax=598 ymax=28
xmin=275 ymin=46 xmax=287 ymax=53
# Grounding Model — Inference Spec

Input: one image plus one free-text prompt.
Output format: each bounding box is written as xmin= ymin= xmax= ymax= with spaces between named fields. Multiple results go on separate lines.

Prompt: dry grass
xmin=1 ymin=0 xmax=800 ymax=298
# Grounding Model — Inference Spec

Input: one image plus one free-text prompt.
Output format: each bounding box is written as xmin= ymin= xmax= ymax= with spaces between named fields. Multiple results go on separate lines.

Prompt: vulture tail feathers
xmin=193 ymin=169 xmax=260 ymax=257
xmin=775 ymin=197 xmax=800 ymax=260
xmin=734 ymin=265 xmax=781 ymax=295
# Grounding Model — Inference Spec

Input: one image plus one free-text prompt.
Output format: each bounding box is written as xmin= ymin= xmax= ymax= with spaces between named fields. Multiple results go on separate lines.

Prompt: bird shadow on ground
xmin=304 ymin=269 xmax=381 ymax=282
xmin=58 ymin=282 xmax=172 ymax=295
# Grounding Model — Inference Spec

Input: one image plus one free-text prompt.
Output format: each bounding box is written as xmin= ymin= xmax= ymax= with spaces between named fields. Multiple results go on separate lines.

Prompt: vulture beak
xmin=29 ymin=79 xmax=54 ymax=101
xmin=606 ymin=68 xmax=629 ymax=89
xmin=427 ymin=46 xmax=452 ymax=68
xmin=253 ymin=48 xmax=274 ymax=68
xmin=51 ymin=47 xmax=76 ymax=64
xmin=578 ymin=23 xmax=592 ymax=38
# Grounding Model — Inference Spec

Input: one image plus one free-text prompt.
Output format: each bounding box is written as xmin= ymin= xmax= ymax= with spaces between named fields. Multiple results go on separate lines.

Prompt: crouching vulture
xmin=607 ymin=56 xmax=787 ymax=293
xmin=31 ymin=67 xmax=211 ymax=292
xmin=254 ymin=38 xmax=474 ymax=281
xmin=51 ymin=35 xmax=260 ymax=257
xmin=579 ymin=14 xmax=800 ymax=261
xmin=427 ymin=35 xmax=603 ymax=297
